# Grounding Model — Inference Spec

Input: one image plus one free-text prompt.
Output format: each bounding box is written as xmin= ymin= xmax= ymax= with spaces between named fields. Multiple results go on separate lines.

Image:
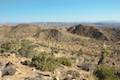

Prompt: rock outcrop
xmin=34 ymin=29 xmax=63 ymax=41
xmin=67 ymin=24 xmax=109 ymax=40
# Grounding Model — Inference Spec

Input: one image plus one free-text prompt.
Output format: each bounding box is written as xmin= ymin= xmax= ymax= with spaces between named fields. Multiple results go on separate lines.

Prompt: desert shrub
xmin=0 ymin=48 xmax=6 ymax=53
xmin=20 ymin=40 xmax=35 ymax=48
xmin=0 ymin=42 xmax=11 ymax=52
xmin=0 ymin=40 xmax=21 ymax=54
xmin=102 ymin=48 xmax=110 ymax=56
xmin=18 ymin=48 xmax=36 ymax=58
xmin=56 ymin=57 xmax=72 ymax=66
xmin=31 ymin=52 xmax=72 ymax=71
xmin=0 ymin=39 xmax=38 ymax=58
xmin=31 ymin=52 xmax=58 ymax=71
xmin=18 ymin=40 xmax=38 ymax=58
xmin=94 ymin=65 xmax=119 ymax=80
xmin=101 ymin=45 xmax=111 ymax=57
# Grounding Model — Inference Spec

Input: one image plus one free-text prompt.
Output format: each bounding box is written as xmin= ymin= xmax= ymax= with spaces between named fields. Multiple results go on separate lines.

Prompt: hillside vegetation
xmin=0 ymin=24 xmax=119 ymax=80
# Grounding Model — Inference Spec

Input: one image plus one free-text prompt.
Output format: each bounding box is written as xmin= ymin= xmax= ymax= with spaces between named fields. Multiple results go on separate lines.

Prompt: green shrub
xmin=102 ymin=46 xmax=111 ymax=56
xmin=94 ymin=65 xmax=119 ymax=80
xmin=21 ymin=40 xmax=34 ymax=48
xmin=31 ymin=52 xmax=72 ymax=71
xmin=31 ymin=52 xmax=58 ymax=71
xmin=0 ymin=41 xmax=21 ymax=53
xmin=0 ymin=47 xmax=6 ymax=53
xmin=18 ymin=48 xmax=36 ymax=58
xmin=56 ymin=57 xmax=72 ymax=66
xmin=0 ymin=39 xmax=38 ymax=58
xmin=18 ymin=40 xmax=39 ymax=58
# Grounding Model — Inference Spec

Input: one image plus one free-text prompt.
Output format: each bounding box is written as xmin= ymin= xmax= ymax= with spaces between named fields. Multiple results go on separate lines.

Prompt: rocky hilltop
xmin=0 ymin=24 xmax=119 ymax=80
xmin=67 ymin=24 xmax=120 ymax=41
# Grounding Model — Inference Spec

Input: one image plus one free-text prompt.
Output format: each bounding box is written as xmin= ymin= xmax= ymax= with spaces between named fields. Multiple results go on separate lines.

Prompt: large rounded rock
xmin=1 ymin=62 xmax=16 ymax=77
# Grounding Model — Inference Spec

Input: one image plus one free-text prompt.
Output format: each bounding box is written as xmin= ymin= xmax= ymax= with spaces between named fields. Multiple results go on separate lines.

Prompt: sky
xmin=0 ymin=0 xmax=120 ymax=23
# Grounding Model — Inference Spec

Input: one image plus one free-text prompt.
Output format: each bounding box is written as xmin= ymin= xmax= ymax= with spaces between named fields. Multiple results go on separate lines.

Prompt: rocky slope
xmin=67 ymin=24 xmax=120 ymax=41
xmin=0 ymin=24 xmax=119 ymax=80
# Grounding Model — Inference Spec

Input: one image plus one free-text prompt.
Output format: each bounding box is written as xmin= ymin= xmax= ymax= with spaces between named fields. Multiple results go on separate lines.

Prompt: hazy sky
xmin=0 ymin=0 xmax=120 ymax=23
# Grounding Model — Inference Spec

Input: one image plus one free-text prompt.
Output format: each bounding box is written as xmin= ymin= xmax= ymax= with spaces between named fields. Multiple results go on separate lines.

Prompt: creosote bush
xmin=0 ymin=40 xmax=21 ymax=54
xmin=18 ymin=39 xmax=39 ymax=58
xmin=0 ymin=39 xmax=38 ymax=58
xmin=31 ymin=52 xmax=58 ymax=71
xmin=31 ymin=52 xmax=72 ymax=71
xmin=94 ymin=65 xmax=119 ymax=80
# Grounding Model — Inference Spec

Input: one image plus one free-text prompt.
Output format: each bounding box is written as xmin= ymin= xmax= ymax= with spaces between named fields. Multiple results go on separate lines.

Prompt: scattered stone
xmin=37 ymin=71 xmax=51 ymax=77
xmin=67 ymin=70 xmax=80 ymax=79
xmin=77 ymin=63 xmax=96 ymax=72
xmin=62 ymin=70 xmax=80 ymax=80
xmin=77 ymin=63 xmax=90 ymax=71
xmin=115 ymin=71 xmax=120 ymax=78
xmin=21 ymin=60 xmax=31 ymax=66
xmin=63 ymin=74 xmax=73 ymax=80
xmin=53 ymin=76 xmax=60 ymax=80
xmin=24 ymin=77 xmax=41 ymax=80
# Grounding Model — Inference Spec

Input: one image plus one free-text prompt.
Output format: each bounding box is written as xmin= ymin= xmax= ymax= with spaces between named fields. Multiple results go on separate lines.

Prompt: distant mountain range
xmin=0 ymin=22 xmax=120 ymax=28
xmin=94 ymin=22 xmax=120 ymax=28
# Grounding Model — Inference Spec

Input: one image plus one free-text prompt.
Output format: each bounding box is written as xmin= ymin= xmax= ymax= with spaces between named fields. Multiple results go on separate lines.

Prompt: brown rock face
xmin=67 ymin=24 xmax=109 ymax=40
xmin=34 ymin=29 xmax=63 ymax=41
